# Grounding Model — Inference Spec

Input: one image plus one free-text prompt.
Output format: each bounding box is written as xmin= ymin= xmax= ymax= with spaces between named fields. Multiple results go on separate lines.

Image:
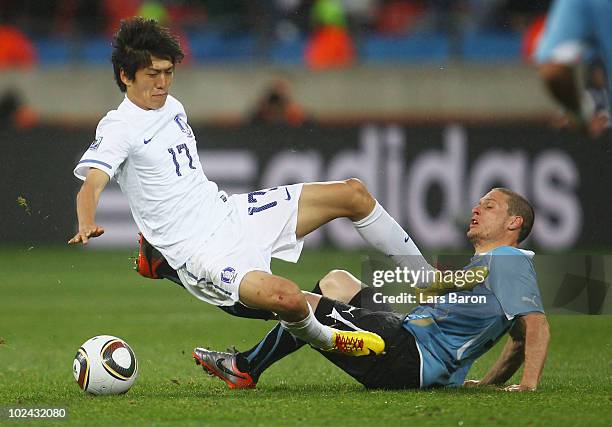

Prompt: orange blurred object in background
xmin=0 ymin=25 xmax=37 ymax=69
xmin=305 ymin=26 xmax=355 ymax=70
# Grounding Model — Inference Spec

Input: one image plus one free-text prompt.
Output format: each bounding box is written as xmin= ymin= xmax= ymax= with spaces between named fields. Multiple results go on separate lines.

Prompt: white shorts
xmin=177 ymin=184 xmax=304 ymax=306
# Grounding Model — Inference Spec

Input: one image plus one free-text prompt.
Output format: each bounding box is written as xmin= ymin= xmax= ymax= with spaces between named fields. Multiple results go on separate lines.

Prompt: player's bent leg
xmin=193 ymin=347 xmax=256 ymax=390
xmin=296 ymin=179 xmax=375 ymax=238
xmin=197 ymin=281 xmax=329 ymax=389
xmin=239 ymin=271 xmax=385 ymax=357
xmin=301 ymin=292 xmax=385 ymax=357
xmin=238 ymin=271 xmax=335 ymax=351
xmin=317 ymin=269 xmax=396 ymax=312
xmin=193 ymin=281 xmax=386 ymax=390
xmin=297 ymin=180 xmax=434 ymax=278
xmin=135 ymin=233 xmax=183 ymax=285
xmin=238 ymin=271 xmax=309 ymax=321
xmin=318 ymin=270 xmax=363 ymax=304
xmin=314 ymin=297 xmax=420 ymax=390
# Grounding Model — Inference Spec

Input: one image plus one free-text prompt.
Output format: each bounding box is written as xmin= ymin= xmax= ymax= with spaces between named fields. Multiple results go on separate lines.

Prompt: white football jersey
xmin=74 ymin=95 xmax=232 ymax=268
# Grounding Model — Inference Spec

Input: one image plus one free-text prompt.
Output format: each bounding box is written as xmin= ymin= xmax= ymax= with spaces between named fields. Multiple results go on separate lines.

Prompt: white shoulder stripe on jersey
xmin=77 ymin=159 xmax=113 ymax=170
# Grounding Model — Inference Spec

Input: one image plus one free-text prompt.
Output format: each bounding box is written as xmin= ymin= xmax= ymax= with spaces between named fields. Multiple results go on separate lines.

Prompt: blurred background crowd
xmin=0 ymin=0 xmax=561 ymax=129
xmin=2 ymin=0 xmax=612 ymax=253
xmin=0 ymin=0 xmax=551 ymax=69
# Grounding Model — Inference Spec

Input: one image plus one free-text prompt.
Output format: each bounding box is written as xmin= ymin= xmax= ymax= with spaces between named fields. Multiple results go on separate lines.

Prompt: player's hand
xmin=555 ymin=111 xmax=609 ymax=139
xmin=68 ymin=225 xmax=105 ymax=245
xmin=463 ymin=379 xmax=481 ymax=387
xmin=503 ymin=384 xmax=536 ymax=392
xmin=587 ymin=112 xmax=610 ymax=138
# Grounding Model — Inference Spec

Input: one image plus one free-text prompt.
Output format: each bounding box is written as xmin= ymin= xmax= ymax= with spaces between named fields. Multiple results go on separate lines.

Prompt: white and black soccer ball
xmin=73 ymin=335 xmax=138 ymax=395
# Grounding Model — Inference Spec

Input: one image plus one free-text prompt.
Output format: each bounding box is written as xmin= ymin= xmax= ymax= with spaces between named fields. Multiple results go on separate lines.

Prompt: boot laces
xmin=334 ymin=333 xmax=364 ymax=353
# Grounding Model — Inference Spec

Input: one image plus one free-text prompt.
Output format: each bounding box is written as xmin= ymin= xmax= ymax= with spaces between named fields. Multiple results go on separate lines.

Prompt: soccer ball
xmin=73 ymin=335 xmax=138 ymax=395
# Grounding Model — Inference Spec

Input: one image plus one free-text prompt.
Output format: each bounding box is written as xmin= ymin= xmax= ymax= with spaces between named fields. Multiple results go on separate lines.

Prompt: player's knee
xmin=319 ymin=270 xmax=347 ymax=296
xmin=275 ymin=292 xmax=306 ymax=317
xmin=320 ymin=269 xmax=361 ymax=302
xmin=242 ymin=273 xmax=307 ymax=316
xmin=269 ymin=282 xmax=305 ymax=314
xmin=345 ymin=178 xmax=370 ymax=200
xmin=344 ymin=178 xmax=375 ymax=219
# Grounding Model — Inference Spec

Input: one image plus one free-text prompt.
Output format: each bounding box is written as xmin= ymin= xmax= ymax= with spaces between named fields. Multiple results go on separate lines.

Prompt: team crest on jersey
xmin=89 ymin=136 xmax=103 ymax=151
xmin=220 ymin=267 xmax=237 ymax=284
xmin=174 ymin=114 xmax=193 ymax=138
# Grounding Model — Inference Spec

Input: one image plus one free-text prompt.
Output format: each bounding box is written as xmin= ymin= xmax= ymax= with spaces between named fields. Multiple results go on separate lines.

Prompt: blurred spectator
xmin=0 ymin=90 xmax=38 ymax=129
xmin=0 ymin=0 xmax=573 ymax=65
xmin=103 ymin=0 xmax=141 ymax=36
xmin=462 ymin=0 xmax=505 ymax=32
xmin=305 ymin=0 xmax=355 ymax=69
xmin=138 ymin=1 xmax=193 ymax=65
xmin=339 ymin=0 xmax=377 ymax=37
xmin=0 ymin=23 xmax=37 ymax=68
xmin=139 ymin=0 xmax=168 ymax=22
xmin=498 ymin=0 xmax=550 ymax=32
xmin=376 ymin=0 xmax=427 ymax=35
xmin=199 ymin=0 xmax=251 ymax=33
xmin=53 ymin=0 xmax=105 ymax=36
xmin=250 ymin=79 xmax=309 ymax=127
xmin=250 ymin=0 xmax=310 ymax=59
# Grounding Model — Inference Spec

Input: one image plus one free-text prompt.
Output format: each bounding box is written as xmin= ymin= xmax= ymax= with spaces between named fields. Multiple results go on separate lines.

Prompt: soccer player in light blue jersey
xmin=535 ymin=0 xmax=612 ymax=137
xmin=190 ymin=188 xmax=550 ymax=391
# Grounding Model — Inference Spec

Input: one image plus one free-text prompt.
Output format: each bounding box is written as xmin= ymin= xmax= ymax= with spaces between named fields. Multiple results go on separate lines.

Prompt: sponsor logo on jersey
xmin=174 ymin=114 xmax=193 ymax=137
xmin=221 ymin=267 xmax=237 ymax=284
xmin=89 ymin=136 xmax=103 ymax=151
xmin=521 ymin=295 xmax=538 ymax=306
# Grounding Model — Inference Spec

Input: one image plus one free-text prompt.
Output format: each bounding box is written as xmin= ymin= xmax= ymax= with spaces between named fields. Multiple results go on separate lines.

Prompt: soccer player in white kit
xmin=69 ymin=18 xmax=430 ymax=358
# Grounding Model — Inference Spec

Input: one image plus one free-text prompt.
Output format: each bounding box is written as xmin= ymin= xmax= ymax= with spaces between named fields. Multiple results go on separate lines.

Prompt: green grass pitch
xmin=0 ymin=246 xmax=610 ymax=426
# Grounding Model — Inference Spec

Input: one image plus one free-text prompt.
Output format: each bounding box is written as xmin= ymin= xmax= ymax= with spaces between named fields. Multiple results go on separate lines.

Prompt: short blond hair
xmin=493 ymin=188 xmax=535 ymax=243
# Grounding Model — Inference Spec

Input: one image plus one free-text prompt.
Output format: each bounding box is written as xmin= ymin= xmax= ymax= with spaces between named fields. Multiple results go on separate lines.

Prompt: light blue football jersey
xmin=535 ymin=0 xmax=612 ymax=96
xmin=402 ymin=246 xmax=544 ymax=388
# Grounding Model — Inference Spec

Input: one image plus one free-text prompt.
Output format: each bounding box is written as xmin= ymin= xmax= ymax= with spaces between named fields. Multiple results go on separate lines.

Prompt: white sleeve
xmin=74 ymin=118 xmax=131 ymax=181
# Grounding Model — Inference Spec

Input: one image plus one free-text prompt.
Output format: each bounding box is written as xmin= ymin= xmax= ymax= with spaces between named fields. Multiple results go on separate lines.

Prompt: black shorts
xmin=314 ymin=296 xmax=421 ymax=390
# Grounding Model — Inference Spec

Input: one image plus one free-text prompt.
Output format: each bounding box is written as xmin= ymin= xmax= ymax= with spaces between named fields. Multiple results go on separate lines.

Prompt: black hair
xmin=493 ymin=187 xmax=535 ymax=243
xmin=111 ymin=17 xmax=184 ymax=92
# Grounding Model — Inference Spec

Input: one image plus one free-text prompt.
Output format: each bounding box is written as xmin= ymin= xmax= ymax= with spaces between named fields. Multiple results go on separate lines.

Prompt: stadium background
xmin=1 ymin=2 xmax=611 ymax=426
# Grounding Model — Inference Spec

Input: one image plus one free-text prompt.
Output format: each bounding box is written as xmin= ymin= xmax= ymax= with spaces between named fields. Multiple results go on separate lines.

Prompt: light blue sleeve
xmin=535 ymin=0 xmax=590 ymax=64
xmin=487 ymin=248 xmax=544 ymax=319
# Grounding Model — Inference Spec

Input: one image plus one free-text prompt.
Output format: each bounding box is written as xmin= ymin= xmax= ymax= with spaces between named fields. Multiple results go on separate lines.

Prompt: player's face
xmin=122 ymin=56 xmax=174 ymax=110
xmin=467 ymin=190 xmax=511 ymax=246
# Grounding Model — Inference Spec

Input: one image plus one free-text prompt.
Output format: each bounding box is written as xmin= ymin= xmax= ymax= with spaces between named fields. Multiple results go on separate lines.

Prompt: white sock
xmin=353 ymin=201 xmax=435 ymax=284
xmin=280 ymin=304 xmax=333 ymax=350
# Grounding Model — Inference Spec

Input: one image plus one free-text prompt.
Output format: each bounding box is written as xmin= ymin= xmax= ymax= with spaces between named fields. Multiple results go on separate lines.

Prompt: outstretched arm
xmin=68 ymin=168 xmax=109 ymax=245
xmin=478 ymin=319 xmax=526 ymax=386
xmin=467 ymin=313 xmax=549 ymax=391
xmin=505 ymin=313 xmax=550 ymax=391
